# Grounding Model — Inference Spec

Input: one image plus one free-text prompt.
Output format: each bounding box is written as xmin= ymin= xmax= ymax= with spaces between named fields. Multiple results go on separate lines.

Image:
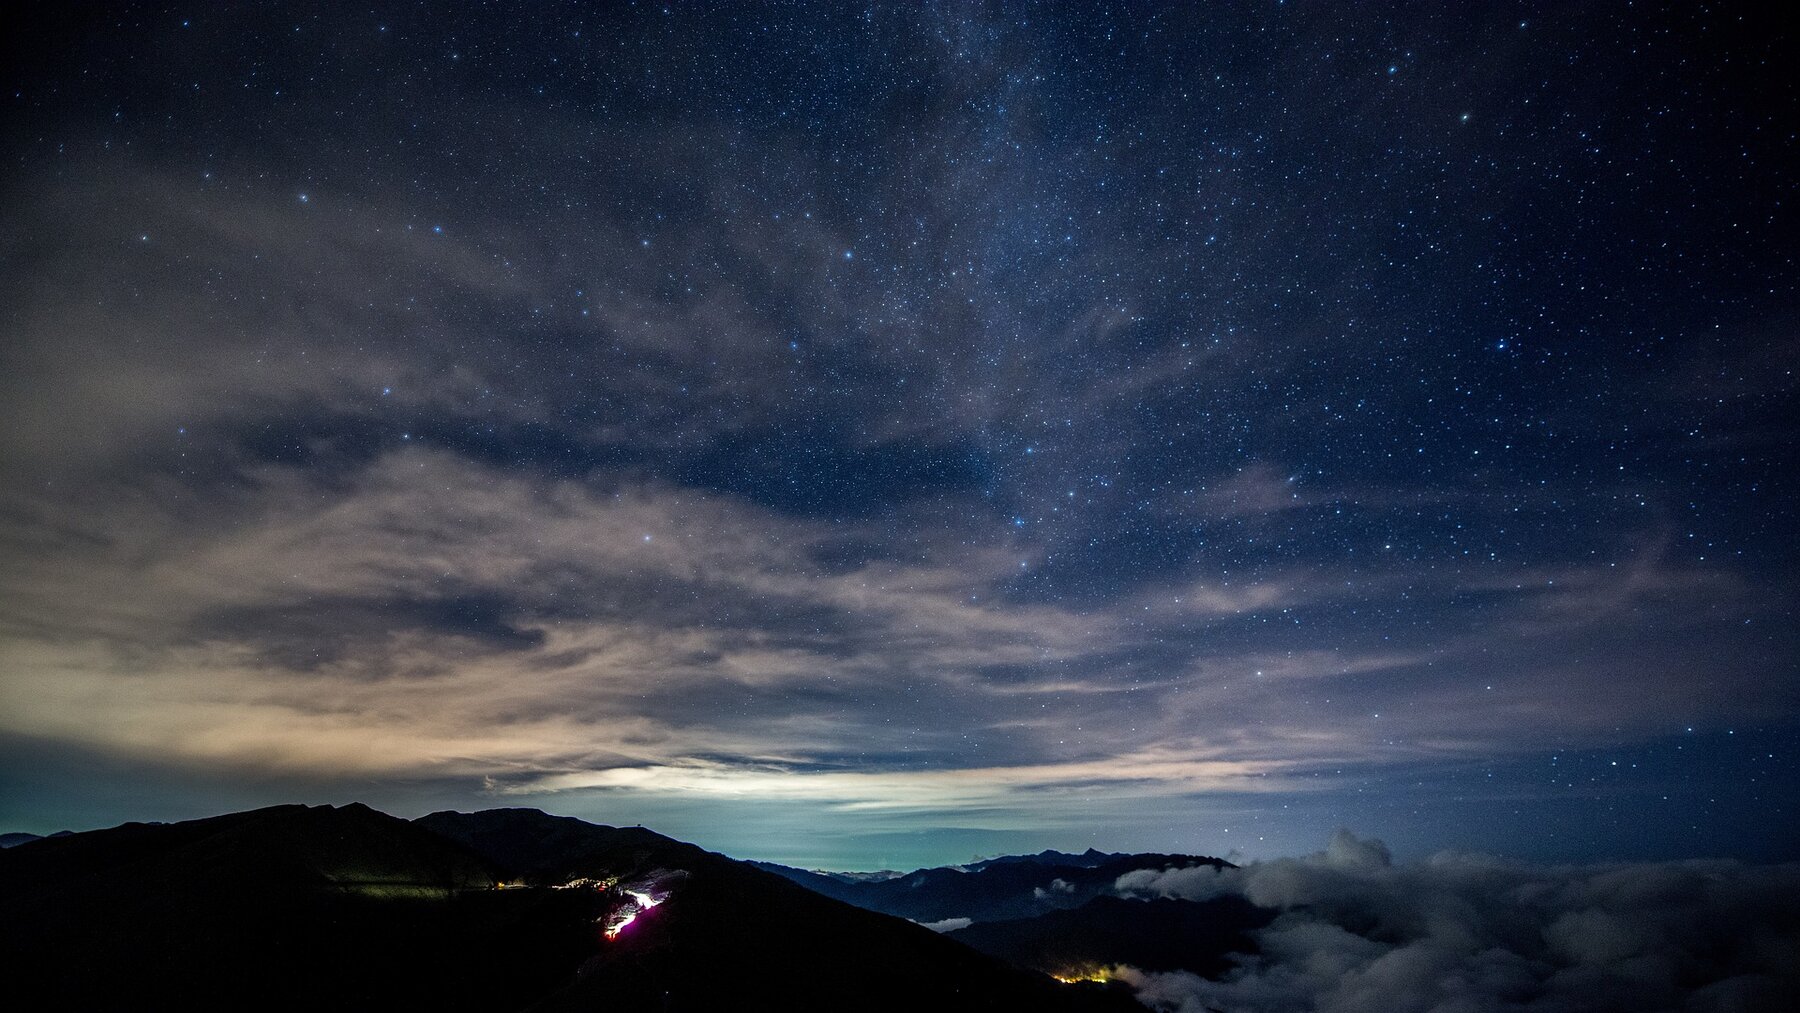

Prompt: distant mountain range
xmin=968 ymin=847 xmax=1125 ymax=870
xmin=751 ymin=846 xmax=1267 ymax=979
xmin=0 ymin=829 xmax=71 ymax=847
xmin=754 ymin=848 xmax=1234 ymax=923
xmin=0 ymin=804 xmax=1266 ymax=1010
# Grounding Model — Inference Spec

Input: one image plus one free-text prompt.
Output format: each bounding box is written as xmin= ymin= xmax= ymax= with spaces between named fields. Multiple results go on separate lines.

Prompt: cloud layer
xmin=1114 ymin=831 xmax=1800 ymax=1012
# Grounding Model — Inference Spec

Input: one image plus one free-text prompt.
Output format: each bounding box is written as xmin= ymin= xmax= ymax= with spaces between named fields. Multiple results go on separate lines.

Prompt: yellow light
xmin=1052 ymin=966 xmax=1113 ymax=984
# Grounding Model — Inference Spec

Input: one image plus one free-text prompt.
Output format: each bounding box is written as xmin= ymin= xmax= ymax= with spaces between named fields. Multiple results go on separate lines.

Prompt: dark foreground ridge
xmin=0 ymin=803 xmax=1139 ymax=1012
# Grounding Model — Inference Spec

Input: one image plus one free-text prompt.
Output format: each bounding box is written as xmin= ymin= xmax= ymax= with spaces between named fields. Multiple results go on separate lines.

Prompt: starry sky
xmin=2 ymin=2 xmax=1795 ymax=870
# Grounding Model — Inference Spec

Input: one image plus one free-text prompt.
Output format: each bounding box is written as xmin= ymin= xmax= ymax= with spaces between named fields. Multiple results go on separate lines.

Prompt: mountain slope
xmin=0 ymin=803 xmax=599 ymax=1011
xmin=417 ymin=808 xmax=1139 ymax=1012
xmin=0 ymin=804 xmax=1138 ymax=1012
xmin=948 ymin=894 xmax=1272 ymax=980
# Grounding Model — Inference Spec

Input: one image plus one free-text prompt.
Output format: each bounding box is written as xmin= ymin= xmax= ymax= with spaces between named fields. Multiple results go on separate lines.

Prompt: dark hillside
xmin=948 ymin=894 xmax=1273 ymax=980
xmin=0 ymin=804 xmax=1137 ymax=1012
xmin=419 ymin=808 xmax=1139 ymax=1012
xmin=0 ymin=803 xmax=599 ymax=1010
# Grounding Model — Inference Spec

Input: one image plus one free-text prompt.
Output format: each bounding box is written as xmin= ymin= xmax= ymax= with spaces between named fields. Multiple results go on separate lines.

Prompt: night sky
xmin=2 ymin=2 xmax=1795 ymax=870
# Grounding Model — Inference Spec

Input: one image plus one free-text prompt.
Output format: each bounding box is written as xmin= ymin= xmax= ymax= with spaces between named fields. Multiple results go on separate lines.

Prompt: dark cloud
xmin=193 ymin=592 xmax=545 ymax=675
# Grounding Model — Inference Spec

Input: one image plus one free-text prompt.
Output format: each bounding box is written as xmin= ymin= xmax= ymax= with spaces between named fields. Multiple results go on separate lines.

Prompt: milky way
xmin=2 ymin=3 xmax=1794 ymax=868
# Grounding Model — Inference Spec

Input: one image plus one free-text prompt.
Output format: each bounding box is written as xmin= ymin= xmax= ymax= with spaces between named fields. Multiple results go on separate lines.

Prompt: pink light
xmin=602 ymin=888 xmax=666 ymax=939
xmin=604 ymin=910 xmax=638 ymax=939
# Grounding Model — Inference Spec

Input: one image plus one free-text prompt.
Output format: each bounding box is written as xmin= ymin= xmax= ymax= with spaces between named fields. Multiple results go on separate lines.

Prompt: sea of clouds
xmin=1110 ymin=831 xmax=1799 ymax=1013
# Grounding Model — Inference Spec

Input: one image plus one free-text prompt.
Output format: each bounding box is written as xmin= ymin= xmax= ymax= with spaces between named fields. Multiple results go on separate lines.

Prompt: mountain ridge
xmin=0 ymin=802 xmax=1140 ymax=1012
xmin=754 ymin=848 xmax=1236 ymax=923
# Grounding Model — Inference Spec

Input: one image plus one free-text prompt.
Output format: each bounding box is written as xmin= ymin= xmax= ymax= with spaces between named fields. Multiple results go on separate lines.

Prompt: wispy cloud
xmin=3 ymin=437 xmax=1787 ymax=830
xmin=2 ymin=1 xmax=1793 ymax=857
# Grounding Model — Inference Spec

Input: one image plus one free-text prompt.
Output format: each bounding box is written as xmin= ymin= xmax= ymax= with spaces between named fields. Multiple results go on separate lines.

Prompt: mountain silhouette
xmin=967 ymin=847 xmax=1121 ymax=870
xmin=0 ymin=804 xmax=1139 ymax=1012
xmin=0 ymin=804 xmax=596 ymax=1010
xmin=419 ymin=808 xmax=1139 ymax=1011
